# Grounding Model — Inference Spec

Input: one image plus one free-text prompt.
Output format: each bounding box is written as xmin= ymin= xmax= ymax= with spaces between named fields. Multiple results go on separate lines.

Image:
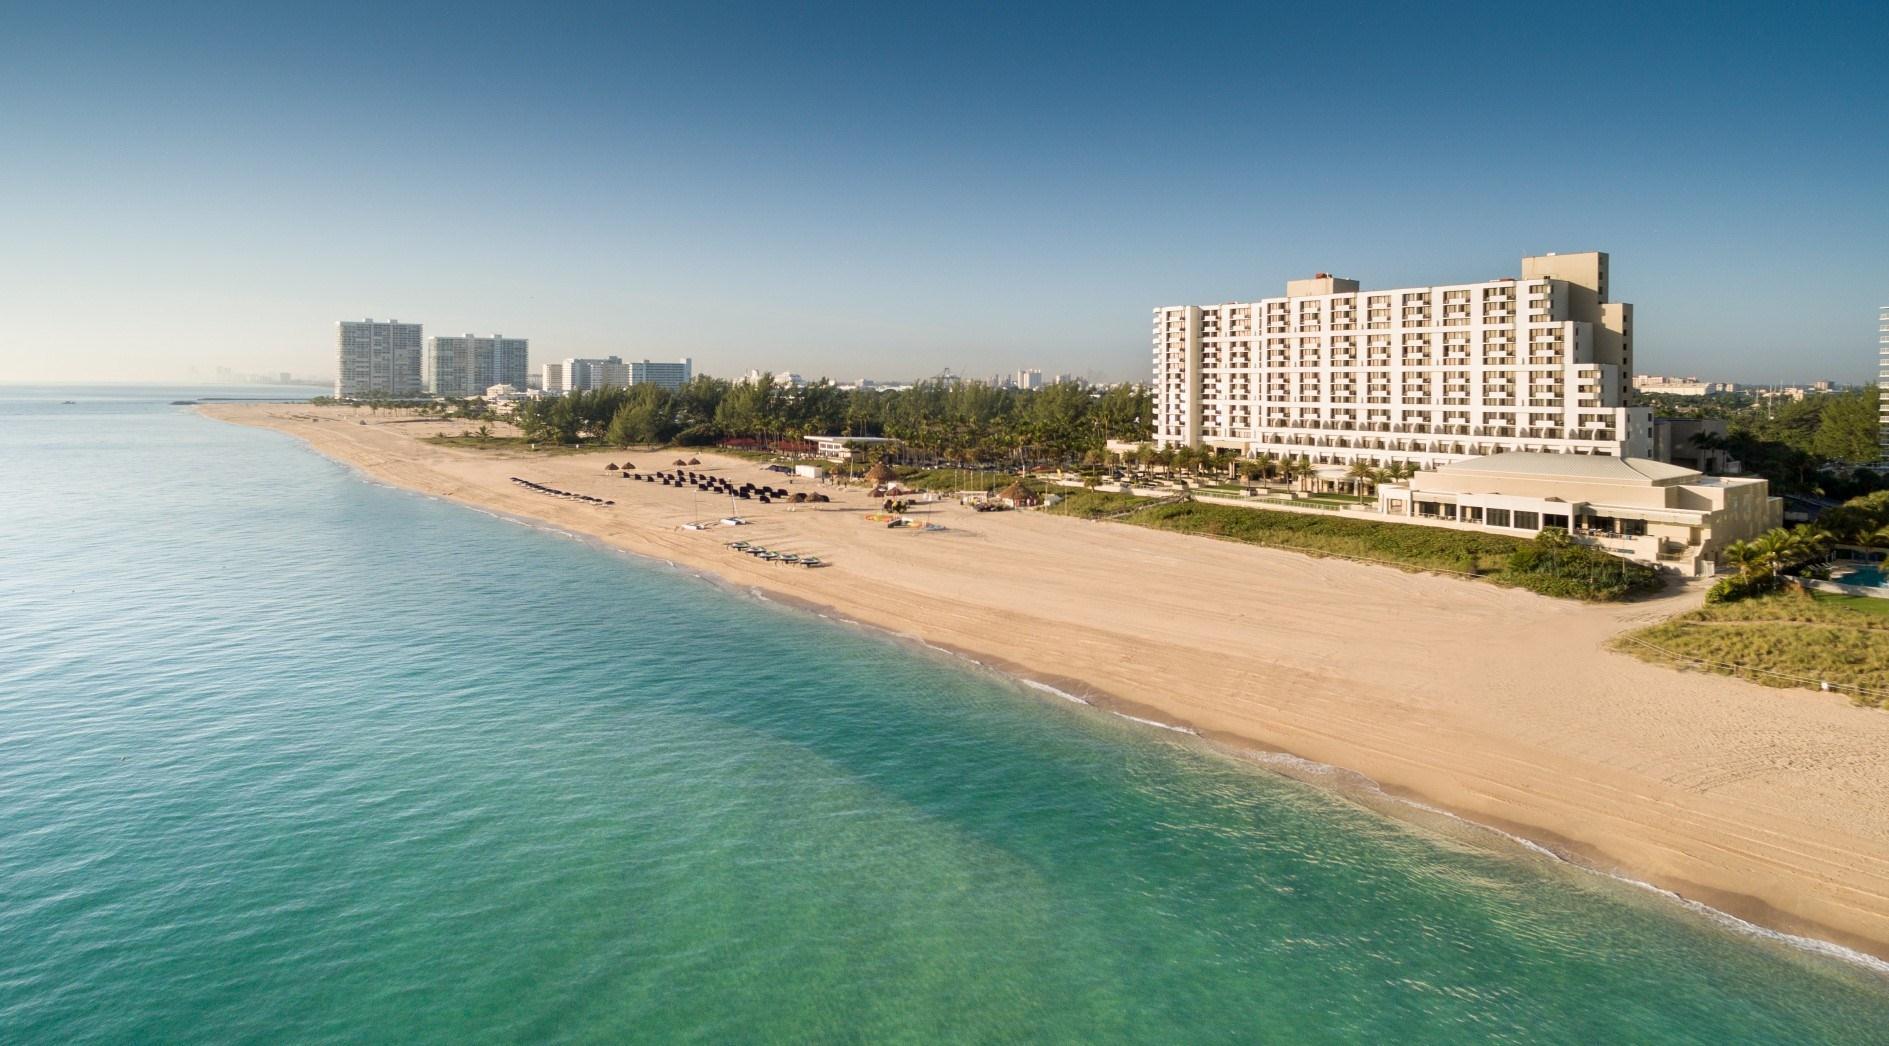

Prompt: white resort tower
xmin=1153 ymin=252 xmax=1650 ymax=469
xmin=336 ymin=319 xmax=424 ymax=399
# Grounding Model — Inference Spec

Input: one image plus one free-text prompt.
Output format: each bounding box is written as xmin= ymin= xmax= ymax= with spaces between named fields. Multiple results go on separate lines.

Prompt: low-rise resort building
xmin=1375 ymin=453 xmax=1780 ymax=576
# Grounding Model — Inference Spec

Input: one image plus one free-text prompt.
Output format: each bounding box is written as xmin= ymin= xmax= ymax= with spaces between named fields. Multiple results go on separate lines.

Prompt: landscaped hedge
xmin=1125 ymin=501 xmax=1527 ymax=574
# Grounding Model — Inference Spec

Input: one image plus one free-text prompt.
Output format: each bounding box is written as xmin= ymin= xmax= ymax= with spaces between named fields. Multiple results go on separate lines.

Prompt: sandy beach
xmin=203 ymin=402 xmax=1889 ymax=965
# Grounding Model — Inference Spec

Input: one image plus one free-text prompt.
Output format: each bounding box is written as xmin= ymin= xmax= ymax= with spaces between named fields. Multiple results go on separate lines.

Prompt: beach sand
xmin=203 ymin=402 xmax=1889 ymax=964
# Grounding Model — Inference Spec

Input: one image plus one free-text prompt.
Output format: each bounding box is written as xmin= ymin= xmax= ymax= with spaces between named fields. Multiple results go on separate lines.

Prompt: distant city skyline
xmin=1 ymin=3 xmax=1885 ymax=386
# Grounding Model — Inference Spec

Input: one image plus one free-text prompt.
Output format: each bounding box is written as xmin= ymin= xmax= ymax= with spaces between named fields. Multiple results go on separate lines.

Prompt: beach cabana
xmin=997 ymin=480 xmax=1039 ymax=508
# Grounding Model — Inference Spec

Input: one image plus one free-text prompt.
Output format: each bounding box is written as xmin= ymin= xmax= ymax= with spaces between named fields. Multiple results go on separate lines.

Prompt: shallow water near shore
xmin=4 ymin=386 xmax=1888 ymax=1042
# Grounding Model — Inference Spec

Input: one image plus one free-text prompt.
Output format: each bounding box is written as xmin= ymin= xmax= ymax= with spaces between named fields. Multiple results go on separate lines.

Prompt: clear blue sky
xmin=2 ymin=1 xmax=1884 ymax=385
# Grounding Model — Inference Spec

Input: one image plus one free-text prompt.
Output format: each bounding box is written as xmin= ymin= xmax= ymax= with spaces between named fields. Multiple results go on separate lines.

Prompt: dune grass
xmin=1045 ymin=491 xmax=1157 ymax=519
xmin=1616 ymin=590 xmax=1889 ymax=704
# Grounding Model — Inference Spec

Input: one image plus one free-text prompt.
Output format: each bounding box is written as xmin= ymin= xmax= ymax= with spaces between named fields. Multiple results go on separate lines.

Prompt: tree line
xmin=509 ymin=376 xmax=1154 ymax=464
xmin=1639 ymin=386 xmax=1883 ymax=497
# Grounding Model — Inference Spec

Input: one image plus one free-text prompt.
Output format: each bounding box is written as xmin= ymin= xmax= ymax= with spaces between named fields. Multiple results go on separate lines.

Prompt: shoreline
xmin=200 ymin=402 xmax=1889 ymax=970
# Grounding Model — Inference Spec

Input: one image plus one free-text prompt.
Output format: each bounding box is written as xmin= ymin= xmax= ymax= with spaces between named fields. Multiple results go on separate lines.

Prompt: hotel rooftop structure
xmin=1153 ymin=252 xmax=1651 ymax=469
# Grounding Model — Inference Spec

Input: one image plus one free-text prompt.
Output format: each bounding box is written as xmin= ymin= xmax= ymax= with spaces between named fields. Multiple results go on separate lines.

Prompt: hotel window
xmin=1544 ymin=514 xmax=1569 ymax=531
xmin=1513 ymin=510 xmax=1540 ymax=530
xmin=1485 ymin=508 xmax=1511 ymax=528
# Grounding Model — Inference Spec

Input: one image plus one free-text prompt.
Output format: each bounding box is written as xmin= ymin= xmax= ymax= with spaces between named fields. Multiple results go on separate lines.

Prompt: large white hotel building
xmin=1153 ymin=252 xmax=1652 ymax=469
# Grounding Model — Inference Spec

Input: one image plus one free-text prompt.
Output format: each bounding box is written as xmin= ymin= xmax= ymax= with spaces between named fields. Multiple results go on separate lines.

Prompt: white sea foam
xmin=1017 ymin=677 xmax=1091 ymax=706
xmin=1111 ymin=712 xmax=1196 ymax=735
xmin=1247 ymin=752 xmax=1889 ymax=976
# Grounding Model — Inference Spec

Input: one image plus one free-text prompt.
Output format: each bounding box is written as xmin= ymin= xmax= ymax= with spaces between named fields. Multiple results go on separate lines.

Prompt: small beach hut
xmin=997 ymin=480 xmax=1039 ymax=508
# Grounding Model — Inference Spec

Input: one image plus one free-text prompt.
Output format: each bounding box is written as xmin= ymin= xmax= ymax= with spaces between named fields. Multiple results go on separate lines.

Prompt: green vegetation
xmin=1617 ymin=590 xmax=1889 ymax=705
xmin=1045 ymin=491 xmax=1156 ymax=519
xmin=423 ymin=433 xmax=589 ymax=454
xmin=1638 ymin=387 xmax=1883 ymax=497
xmin=1121 ymin=500 xmax=1527 ymax=575
xmin=1815 ymin=489 xmax=1889 ymax=547
xmin=506 ymin=377 xmax=1153 ymax=462
xmin=1501 ymin=528 xmax=1664 ymax=601
xmin=1709 ymin=526 xmax=1833 ymax=603
xmin=1049 ymin=499 xmax=1659 ymax=601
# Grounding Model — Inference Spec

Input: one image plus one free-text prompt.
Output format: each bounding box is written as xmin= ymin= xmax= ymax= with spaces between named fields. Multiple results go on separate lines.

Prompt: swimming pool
xmin=1832 ymin=564 xmax=1888 ymax=588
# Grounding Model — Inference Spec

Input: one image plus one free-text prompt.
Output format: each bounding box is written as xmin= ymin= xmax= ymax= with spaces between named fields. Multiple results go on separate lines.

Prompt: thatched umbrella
xmin=674 ymin=458 xmax=688 ymax=466
xmin=623 ymin=462 xmax=636 ymax=470
xmin=864 ymin=460 xmax=896 ymax=485
xmin=790 ymin=492 xmax=807 ymax=503
xmin=998 ymin=480 xmax=1038 ymax=507
xmin=687 ymin=457 xmax=701 ymax=465
xmin=605 ymin=462 xmax=619 ymax=470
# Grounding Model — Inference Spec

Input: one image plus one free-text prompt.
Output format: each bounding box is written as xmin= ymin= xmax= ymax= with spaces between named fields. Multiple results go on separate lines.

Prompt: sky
xmin=2 ymin=1 xmax=1885 ymax=386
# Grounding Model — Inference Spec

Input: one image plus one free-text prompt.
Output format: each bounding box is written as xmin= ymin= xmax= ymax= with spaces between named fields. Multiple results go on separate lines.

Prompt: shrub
xmin=1047 ymin=491 xmax=1153 ymax=519
xmin=1126 ymin=501 xmax=1525 ymax=573
xmin=1502 ymin=529 xmax=1663 ymax=601
xmin=1706 ymin=572 xmax=1785 ymax=604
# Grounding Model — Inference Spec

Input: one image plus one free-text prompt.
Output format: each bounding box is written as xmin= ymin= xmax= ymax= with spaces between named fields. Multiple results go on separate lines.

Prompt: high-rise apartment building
xmin=425 ymin=334 xmax=529 ymax=396
xmin=1879 ymin=305 xmax=1888 ymax=453
xmin=628 ymin=358 xmax=693 ymax=390
xmin=1152 ymin=252 xmax=1649 ymax=469
xmin=336 ymin=319 xmax=424 ymax=399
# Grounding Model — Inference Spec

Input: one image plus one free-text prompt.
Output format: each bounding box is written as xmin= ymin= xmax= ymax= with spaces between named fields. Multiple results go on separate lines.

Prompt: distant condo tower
xmin=425 ymin=334 xmax=529 ymax=397
xmin=542 ymin=356 xmax=693 ymax=393
xmin=628 ymin=357 xmax=693 ymax=391
xmin=1153 ymin=252 xmax=1650 ymax=468
xmin=336 ymin=319 xmax=424 ymax=399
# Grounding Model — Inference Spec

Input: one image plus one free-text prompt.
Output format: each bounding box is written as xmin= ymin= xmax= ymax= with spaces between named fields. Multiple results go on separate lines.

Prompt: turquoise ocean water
xmin=3 ymin=386 xmax=1887 ymax=1043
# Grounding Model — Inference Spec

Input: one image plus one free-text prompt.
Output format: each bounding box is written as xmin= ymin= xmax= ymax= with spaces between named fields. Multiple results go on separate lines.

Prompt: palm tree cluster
xmin=1720 ymin=527 xmax=1831 ymax=580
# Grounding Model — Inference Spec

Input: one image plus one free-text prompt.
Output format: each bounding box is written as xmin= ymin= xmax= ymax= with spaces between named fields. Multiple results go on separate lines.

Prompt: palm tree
xmin=1750 ymin=528 xmax=1801 ymax=578
xmin=1721 ymin=539 xmax=1761 ymax=576
xmin=1345 ymin=460 xmax=1375 ymax=497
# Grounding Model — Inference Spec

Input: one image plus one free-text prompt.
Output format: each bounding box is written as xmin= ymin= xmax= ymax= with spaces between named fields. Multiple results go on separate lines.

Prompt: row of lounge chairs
xmin=624 ymin=468 xmax=817 ymax=504
xmin=725 ymin=540 xmax=824 ymax=568
xmin=511 ymin=477 xmax=613 ymax=506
